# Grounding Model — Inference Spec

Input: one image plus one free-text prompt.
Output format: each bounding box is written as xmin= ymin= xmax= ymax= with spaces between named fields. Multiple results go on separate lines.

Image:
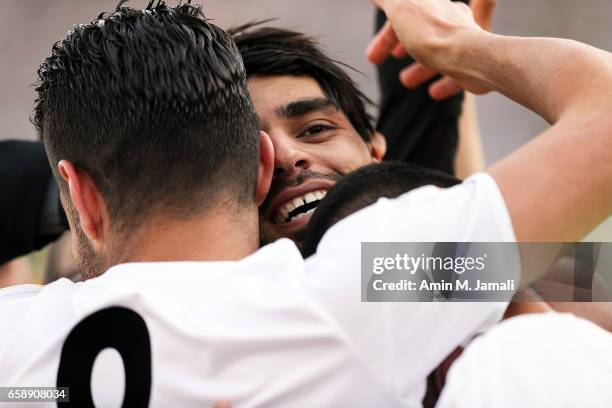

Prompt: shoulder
xmin=0 ymin=284 xmax=42 ymax=314
xmin=317 ymin=172 xmax=515 ymax=248
xmin=0 ymin=284 xmax=42 ymax=300
xmin=438 ymin=313 xmax=612 ymax=407
xmin=0 ymin=280 xmax=77 ymax=324
xmin=386 ymin=172 xmax=506 ymax=210
xmin=0 ymin=284 xmax=43 ymax=350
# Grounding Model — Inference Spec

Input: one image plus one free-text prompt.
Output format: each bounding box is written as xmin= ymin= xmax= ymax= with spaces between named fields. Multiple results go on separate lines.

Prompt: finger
xmin=366 ymin=21 xmax=399 ymax=64
xmin=471 ymin=0 xmax=497 ymax=30
xmin=399 ymin=63 xmax=438 ymax=89
xmin=392 ymin=43 xmax=408 ymax=59
xmin=428 ymin=76 xmax=463 ymax=100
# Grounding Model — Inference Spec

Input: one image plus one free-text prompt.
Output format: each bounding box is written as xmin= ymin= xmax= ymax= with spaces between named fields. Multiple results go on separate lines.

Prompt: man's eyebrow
xmin=275 ymin=98 xmax=335 ymax=119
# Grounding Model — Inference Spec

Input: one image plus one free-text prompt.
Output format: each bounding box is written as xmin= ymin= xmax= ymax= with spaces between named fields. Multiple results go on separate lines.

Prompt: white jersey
xmin=0 ymin=174 xmax=517 ymax=407
xmin=436 ymin=312 xmax=612 ymax=408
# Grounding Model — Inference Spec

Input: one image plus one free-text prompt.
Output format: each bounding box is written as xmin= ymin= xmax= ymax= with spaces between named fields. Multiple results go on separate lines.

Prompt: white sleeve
xmin=302 ymin=173 xmax=519 ymax=401
xmin=436 ymin=313 xmax=612 ymax=408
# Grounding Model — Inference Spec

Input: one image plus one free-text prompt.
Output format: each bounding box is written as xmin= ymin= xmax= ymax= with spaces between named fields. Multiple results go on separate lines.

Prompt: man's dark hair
xmin=229 ymin=22 xmax=375 ymax=142
xmin=34 ymin=1 xmax=260 ymax=231
xmin=301 ymin=162 xmax=460 ymax=257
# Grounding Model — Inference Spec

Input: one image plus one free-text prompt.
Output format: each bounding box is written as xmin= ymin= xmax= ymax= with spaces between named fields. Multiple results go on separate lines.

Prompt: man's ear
xmin=369 ymin=131 xmax=387 ymax=162
xmin=57 ymin=160 xmax=107 ymax=247
xmin=255 ymin=131 xmax=274 ymax=207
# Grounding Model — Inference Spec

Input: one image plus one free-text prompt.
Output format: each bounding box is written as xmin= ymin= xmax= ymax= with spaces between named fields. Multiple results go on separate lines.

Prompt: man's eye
xmin=301 ymin=124 xmax=333 ymax=137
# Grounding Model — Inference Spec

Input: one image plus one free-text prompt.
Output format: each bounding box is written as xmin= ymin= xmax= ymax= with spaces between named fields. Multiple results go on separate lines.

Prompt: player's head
xmin=230 ymin=23 xmax=387 ymax=245
xmin=301 ymin=162 xmax=460 ymax=257
xmin=34 ymin=2 xmax=272 ymax=278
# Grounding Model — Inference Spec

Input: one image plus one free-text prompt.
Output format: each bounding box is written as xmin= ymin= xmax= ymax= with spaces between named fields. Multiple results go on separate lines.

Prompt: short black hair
xmin=229 ymin=22 xmax=375 ymax=142
xmin=34 ymin=1 xmax=260 ymax=231
xmin=301 ymin=162 xmax=461 ymax=257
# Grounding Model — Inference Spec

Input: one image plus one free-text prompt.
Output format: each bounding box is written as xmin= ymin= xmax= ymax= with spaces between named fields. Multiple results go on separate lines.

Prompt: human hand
xmin=367 ymin=0 xmax=495 ymax=100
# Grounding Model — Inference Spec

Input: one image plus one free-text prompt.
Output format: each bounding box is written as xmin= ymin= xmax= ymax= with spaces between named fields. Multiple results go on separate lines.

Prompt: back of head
xmin=301 ymin=162 xmax=460 ymax=257
xmin=229 ymin=22 xmax=375 ymax=142
xmin=34 ymin=1 xmax=260 ymax=234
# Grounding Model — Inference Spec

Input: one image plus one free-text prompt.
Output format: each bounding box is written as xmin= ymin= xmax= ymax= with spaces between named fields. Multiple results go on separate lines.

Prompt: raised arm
xmin=374 ymin=8 xmax=463 ymax=175
xmin=368 ymin=0 xmax=612 ymax=242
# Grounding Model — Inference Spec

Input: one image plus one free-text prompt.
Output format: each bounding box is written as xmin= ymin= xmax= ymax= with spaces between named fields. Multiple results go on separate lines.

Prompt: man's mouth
xmin=272 ymin=190 xmax=327 ymax=224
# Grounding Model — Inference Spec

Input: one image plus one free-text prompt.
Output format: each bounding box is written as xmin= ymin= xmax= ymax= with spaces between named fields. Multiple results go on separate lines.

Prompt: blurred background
xmin=1 ymin=0 xmax=611 ymax=283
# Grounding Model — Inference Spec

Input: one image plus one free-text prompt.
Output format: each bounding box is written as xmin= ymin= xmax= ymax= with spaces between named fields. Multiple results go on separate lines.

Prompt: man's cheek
xmin=339 ymin=147 xmax=373 ymax=174
xmin=334 ymin=160 xmax=365 ymax=176
xmin=321 ymin=153 xmax=357 ymax=175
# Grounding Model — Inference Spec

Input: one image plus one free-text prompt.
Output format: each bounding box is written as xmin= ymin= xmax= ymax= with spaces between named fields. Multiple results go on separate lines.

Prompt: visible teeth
xmin=304 ymin=193 xmax=317 ymax=204
xmin=292 ymin=209 xmax=315 ymax=222
xmin=275 ymin=190 xmax=328 ymax=224
xmin=280 ymin=207 xmax=289 ymax=220
xmin=292 ymin=197 xmax=305 ymax=209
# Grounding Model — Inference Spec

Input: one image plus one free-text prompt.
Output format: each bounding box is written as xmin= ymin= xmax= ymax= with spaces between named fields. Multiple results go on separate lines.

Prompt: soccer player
xmin=0 ymin=3 xmax=517 ymax=406
xmin=0 ymin=1 xmax=483 ymax=264
xmin=299 ymin=161 xmax=612 ymax=406
xmin=230 ymin=24 xmax=458 ymax=245
xmin=232 ymin=6 xmax=610 ymax=327
xmin=1 ymin=1 xmax=612 ymax=406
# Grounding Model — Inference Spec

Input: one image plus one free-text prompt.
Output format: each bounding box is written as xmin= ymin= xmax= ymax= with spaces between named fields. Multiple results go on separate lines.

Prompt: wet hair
xmin=301 ymin=162 xmax=460 ymax=257
xmin=229 ymin=22 xmax=375 ymax=142
xmin=34 ymin=1 xmax=260 ymax=231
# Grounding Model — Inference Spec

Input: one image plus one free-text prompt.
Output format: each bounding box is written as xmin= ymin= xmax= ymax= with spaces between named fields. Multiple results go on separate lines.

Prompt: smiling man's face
xmin=250 ymin=75 xmax=385 ymax=245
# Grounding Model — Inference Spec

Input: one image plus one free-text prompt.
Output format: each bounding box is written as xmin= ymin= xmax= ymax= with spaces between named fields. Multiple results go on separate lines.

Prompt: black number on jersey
xmin=57 ymin=306 xmax=152 ymax=407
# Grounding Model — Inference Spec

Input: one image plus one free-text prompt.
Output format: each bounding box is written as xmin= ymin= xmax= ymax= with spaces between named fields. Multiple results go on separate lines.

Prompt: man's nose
xmin=272 ymin=136 xmax=310 ymax=178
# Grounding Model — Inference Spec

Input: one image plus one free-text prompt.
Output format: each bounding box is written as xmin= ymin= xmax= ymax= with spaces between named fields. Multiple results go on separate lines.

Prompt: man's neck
xmin=110 ymin=211 xmax=260 ymax=265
